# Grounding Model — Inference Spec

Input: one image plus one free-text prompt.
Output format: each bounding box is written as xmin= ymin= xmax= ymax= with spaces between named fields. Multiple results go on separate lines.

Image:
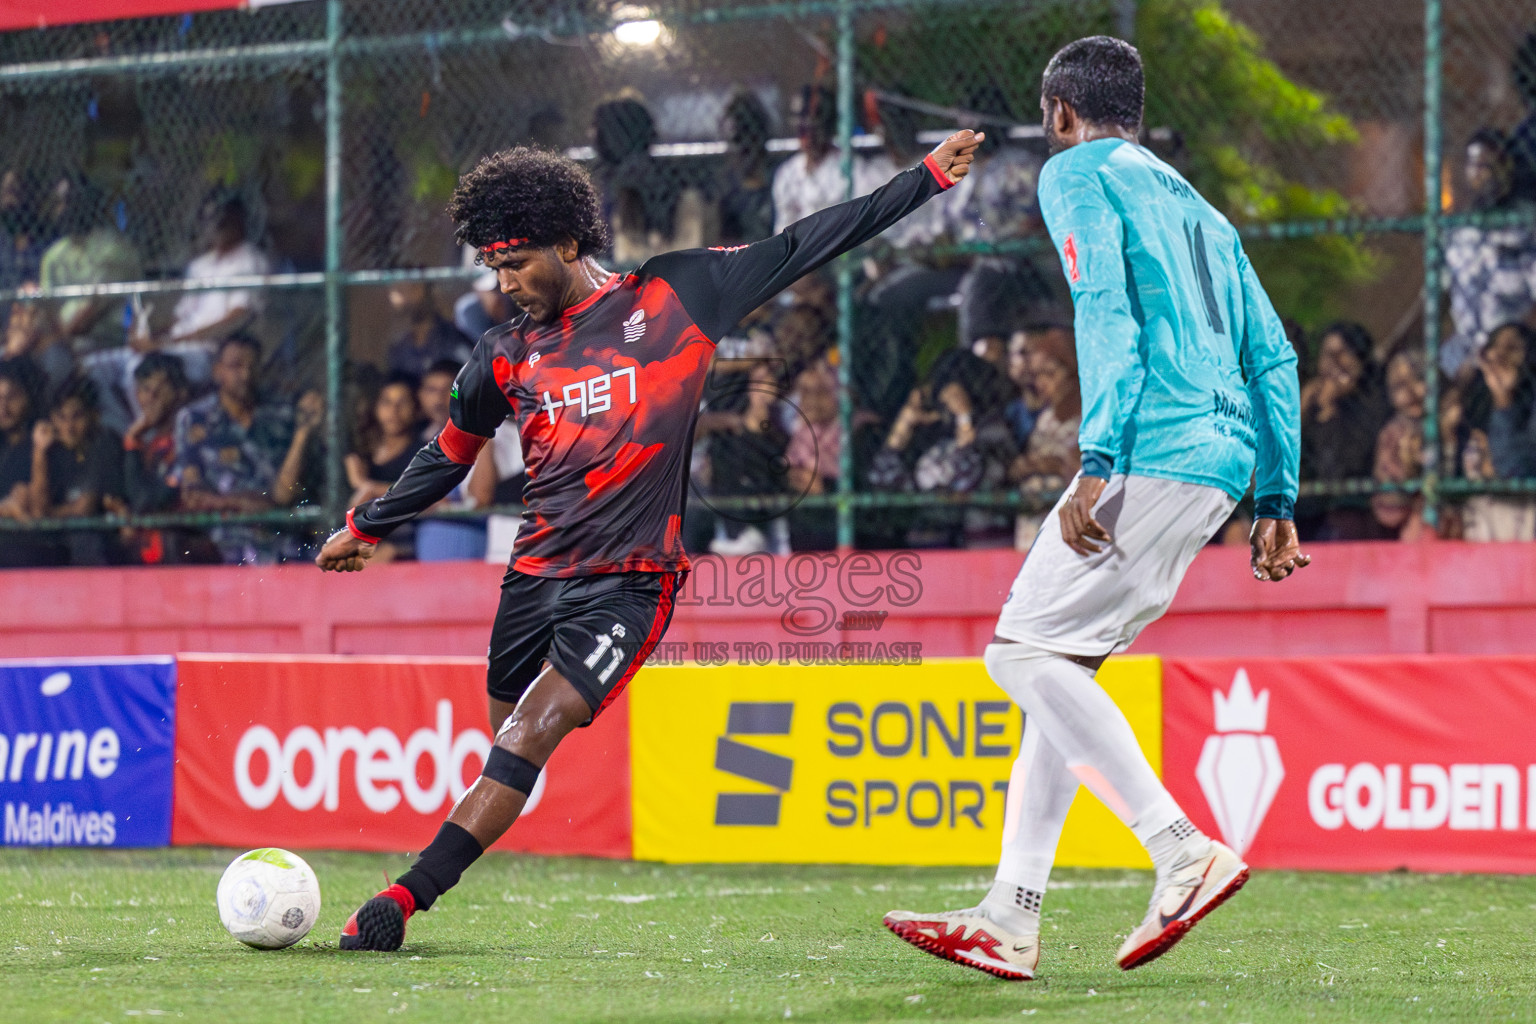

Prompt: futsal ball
xmin=216 ymin=847 xmax=321 ymax=949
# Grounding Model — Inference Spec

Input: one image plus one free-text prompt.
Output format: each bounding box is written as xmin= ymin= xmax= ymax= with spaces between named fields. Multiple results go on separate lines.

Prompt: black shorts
xmin=486 ymin=568 xmax=685 ymax=718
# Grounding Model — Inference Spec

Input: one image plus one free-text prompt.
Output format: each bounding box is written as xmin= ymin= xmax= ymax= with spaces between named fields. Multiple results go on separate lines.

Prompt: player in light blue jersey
xmin=885 ymin=36 xmax=1309 ymax=981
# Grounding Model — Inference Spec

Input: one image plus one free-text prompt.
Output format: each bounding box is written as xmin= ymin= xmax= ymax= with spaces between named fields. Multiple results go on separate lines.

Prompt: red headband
xmin=479 ymin=237 xmax=529 ymax=256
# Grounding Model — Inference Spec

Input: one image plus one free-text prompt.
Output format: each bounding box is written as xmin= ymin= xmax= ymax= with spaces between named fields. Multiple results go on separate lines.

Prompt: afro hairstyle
xmin=447 ymin=147 xmax=610 ymax=260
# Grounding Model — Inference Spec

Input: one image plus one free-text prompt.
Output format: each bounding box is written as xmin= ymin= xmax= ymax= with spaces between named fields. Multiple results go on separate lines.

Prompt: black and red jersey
xmin=348 ymin=156 xmax=956 ymax=577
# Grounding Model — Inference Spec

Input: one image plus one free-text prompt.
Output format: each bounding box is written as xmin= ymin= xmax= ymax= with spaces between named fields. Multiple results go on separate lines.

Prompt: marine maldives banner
xmin=0 ymin=657 xmax=176 ymax=847
xmin=1163 ymin=657 xmax=1536 ymax=873
xmin=172 ymin=654 xmax=629 ymax=857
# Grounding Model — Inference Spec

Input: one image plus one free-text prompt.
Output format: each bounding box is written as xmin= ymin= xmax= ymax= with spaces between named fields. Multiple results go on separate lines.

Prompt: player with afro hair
xmin=322 ymin=131 xmax=987 ymax=954
xmin=447 ymin=147 xmax=610 ymax=260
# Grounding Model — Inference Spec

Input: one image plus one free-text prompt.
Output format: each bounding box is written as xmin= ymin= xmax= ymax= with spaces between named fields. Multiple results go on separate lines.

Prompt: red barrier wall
xmin=2 ymin=540 xmax=1534 ymax=659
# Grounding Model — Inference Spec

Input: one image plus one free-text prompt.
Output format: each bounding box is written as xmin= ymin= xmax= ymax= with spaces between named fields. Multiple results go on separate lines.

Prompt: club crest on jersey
xmin=622 ymin=309 xmax=646 ymax=344
xmin=1063 ymin=233 xmax=1080 ymax=283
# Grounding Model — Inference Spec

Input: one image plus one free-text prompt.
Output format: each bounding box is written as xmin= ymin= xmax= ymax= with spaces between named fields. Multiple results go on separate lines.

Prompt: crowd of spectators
xmin=6 ymin=50 xmax=1536 ymax=570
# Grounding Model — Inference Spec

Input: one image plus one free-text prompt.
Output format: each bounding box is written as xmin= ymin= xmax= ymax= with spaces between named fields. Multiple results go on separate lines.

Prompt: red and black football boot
xmin=339 ymin=883 xmax=415 ymax=952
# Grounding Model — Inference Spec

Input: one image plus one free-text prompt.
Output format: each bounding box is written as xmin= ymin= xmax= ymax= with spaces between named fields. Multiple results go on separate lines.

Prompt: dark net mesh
xmin=0 ymin=0 xmax=1530 ymax=564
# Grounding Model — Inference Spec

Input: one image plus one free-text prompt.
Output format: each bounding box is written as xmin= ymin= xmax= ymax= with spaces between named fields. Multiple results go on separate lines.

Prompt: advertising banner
xmin=172 ymin=654 xmax=629 ymax=856
xmin=630 ymin=657 xmax=1162 ymax=866
xmin=0 ymin=657 xmax=176 ymax=847
xmin=1164 ymin=657 xmax=1536 ymax=873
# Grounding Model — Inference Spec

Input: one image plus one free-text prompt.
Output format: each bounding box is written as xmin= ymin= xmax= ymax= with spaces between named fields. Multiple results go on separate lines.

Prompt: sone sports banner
xmin=0 ymin=657 xmax=177 ymax=848
xmin=629 ymin=658 xmax=1163 ymax=867
xmin=172 ymin=654 xmax=630 ymax=857
xmin=1162 ymin=657 xmax=1536 ymax=874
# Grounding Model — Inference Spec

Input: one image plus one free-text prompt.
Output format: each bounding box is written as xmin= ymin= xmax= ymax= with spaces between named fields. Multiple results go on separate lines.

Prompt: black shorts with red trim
xmin=486 ymin=568 xmax=683 ymax=719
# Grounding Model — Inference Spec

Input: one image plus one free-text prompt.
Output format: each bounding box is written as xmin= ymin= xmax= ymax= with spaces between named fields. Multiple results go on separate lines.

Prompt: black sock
xmin=396 ymin=822 xmax=484 ymax=912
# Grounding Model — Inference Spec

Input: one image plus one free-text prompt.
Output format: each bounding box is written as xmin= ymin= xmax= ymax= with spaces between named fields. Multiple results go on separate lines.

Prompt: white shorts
xmin=994 ymin=473 xmax=1237 ymax=656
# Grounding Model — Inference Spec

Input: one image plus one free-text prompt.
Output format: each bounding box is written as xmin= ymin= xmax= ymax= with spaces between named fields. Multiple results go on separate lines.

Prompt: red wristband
xmin=345 ymin=508 xmax=382 ymax=544
xmin=923 ymin=153 xmax=957 ymax=190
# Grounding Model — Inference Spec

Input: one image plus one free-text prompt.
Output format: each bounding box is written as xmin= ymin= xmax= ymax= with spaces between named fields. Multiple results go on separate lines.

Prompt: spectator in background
xmin=0 ymin=357 xmax=49 ymax=565
xmin=38 ymin=178 xmax=142 ymax=374
xmin=118 ymin=351 xmax=213 ymax=564
xmin=1003 ymin=328 xmax=1038 ymax=447
xmin=942 ymin=92 xmax=1054 ymax=360
xmin=784 ymin=358 xmax=878 ymax=551
xmin=591 ymin=92 xmax=706 ymax=264
xmin=1507 ymin=29 xmax=1536 ymax=203
xmin=167 ymin=195 xmax=268 ymax=344
xmin=772 ymin=85 xmax=888 ymax=233
xmin=173 ymin=334 xmax=322 ymax=564
xmin=0 ymin=170 xmax=51 ymax=299
xmin=385 ymin=279 xmax=471 ymax=379
xmin=345 ymin=371 xmax=422 ymax=562
xmin=417 ymin=358 xmax=459 ymax=443
xmin=700 ymin=361 xmax=790 ymax=556
xmin=162 ymin=194 xmax=270 ymax=356
xmin=770 ymin=299 xmax=836 ymax=383
xmin=1371 ymin=349 xmax=1428 ymax=540
xmin=716 ymin=89 xmax=777 ymax=248
xmin=1300 ymin=321 xmax=1387 ymax=539
xmin=869 ymin=349 xmax=1017 ymax=547
xmin=1462 ymin=322 xmax=1536 ymax=541
xmin=1008 ymin=326 xmax=1082 ymax=549
xmin=27 ymin=375 xmax=124 ymax=565
xmin=415 ymin=358 xmax=496 ymax=561
xmin=453 ymin=269 xmax=515 ymax=342
xmin=773 ymin=85 xmax=839 ymax=233
xmin=1443 ymin=129 xmax=1536 ymax=380
xmin=89 ymin=193 xmax=271 ymax=434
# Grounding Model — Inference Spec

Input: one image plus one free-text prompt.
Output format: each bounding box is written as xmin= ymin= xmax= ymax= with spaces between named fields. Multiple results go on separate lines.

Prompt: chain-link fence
xmin=0 ymin=0 xmax=1530 ymax=566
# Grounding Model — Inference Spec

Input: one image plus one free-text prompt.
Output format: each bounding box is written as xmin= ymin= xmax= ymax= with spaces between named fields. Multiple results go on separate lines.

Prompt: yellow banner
xmin=630 ymin=656 xmax=1161 ymax=866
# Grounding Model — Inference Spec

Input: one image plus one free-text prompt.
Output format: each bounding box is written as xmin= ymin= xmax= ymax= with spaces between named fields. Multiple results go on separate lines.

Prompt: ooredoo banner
xmin=0 ymin=657 xmax=176 ymax=847
xmin=172 ymin=654 xmax=629 ymax=856
xmin=1163 ymin=657 xmax=1536 ymax=873
xmin=630 ymin=657 xmax=1163 ymax=866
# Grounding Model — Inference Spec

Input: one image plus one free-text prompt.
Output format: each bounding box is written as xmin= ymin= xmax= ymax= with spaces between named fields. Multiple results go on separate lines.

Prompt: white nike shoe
xmin=883 ymin=907 xmax=1038 ymax=981
xmin=1116 ymin=839 xmax=1248 ymax=970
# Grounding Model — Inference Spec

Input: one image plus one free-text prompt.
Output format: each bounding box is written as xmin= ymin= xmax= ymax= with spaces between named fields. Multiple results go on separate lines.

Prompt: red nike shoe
xmin=883 ymin=907 xmax=1038 ymax=980
xmin=1116 ymin=839 xmax=1248 ymax=970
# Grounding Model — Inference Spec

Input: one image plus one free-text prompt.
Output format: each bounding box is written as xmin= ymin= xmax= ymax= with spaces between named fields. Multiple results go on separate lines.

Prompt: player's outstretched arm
xmin=648 ymin=131 xmax=983 ymax=341
xmin=1249 ymin=518 xmax=1310 ymax=582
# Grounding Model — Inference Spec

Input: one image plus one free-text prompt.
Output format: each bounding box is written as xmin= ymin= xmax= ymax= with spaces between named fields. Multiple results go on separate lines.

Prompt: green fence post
xmin=835 ymin=0 xmax=856 ymax=550
xmin=1421 ymin=0 xmax=1442 ymax=529
xmin=323 ymin=0 xmax=346 ymax=531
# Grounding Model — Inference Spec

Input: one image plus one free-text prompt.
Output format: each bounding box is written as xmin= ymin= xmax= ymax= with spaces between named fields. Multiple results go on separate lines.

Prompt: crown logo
xmin=1212 ymin=668 xmax=1269 ymax=733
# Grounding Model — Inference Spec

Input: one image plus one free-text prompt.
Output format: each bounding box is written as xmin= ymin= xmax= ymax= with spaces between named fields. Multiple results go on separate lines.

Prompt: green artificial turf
xmin=2 ymin=848 xmax=1534 ymax=1023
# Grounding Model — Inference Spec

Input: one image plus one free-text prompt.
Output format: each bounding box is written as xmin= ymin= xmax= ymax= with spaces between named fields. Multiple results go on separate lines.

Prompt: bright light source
xmin=613 ymin=18 xmax=661 ymax=46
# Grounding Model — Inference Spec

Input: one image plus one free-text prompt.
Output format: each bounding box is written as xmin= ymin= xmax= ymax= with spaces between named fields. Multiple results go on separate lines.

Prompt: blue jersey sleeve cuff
xmin=1080 ymin=451 xmax=1113 ymax=479
xmin=1255 ymin=494 xmax=1295 ymax=521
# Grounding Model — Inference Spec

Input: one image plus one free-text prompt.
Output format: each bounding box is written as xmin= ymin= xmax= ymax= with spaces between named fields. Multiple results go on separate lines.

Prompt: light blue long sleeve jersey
xmin=1038 ymin=138 xmax=1301 ymax=519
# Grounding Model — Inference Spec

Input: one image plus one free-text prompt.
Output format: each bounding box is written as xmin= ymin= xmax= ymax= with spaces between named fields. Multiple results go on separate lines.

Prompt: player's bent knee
xmin=481 ymin=745 xmax=542 ymax=796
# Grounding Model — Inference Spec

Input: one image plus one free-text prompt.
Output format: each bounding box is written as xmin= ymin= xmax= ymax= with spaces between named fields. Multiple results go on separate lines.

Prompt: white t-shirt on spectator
xmin=170 ymin=241 xmax=272 ymax=340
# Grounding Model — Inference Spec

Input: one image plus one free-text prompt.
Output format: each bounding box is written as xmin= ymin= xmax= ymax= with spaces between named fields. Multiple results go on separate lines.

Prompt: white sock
xmin=1143 ymin=816 xmax=1210 ymax=877
xmin=983 ymin=642 xmax=1184 ymax=845
xmin=982 ymin=713 xmax=1075 ymax=931
xmin=981 ymin=879 xmax=1042 ymax=936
